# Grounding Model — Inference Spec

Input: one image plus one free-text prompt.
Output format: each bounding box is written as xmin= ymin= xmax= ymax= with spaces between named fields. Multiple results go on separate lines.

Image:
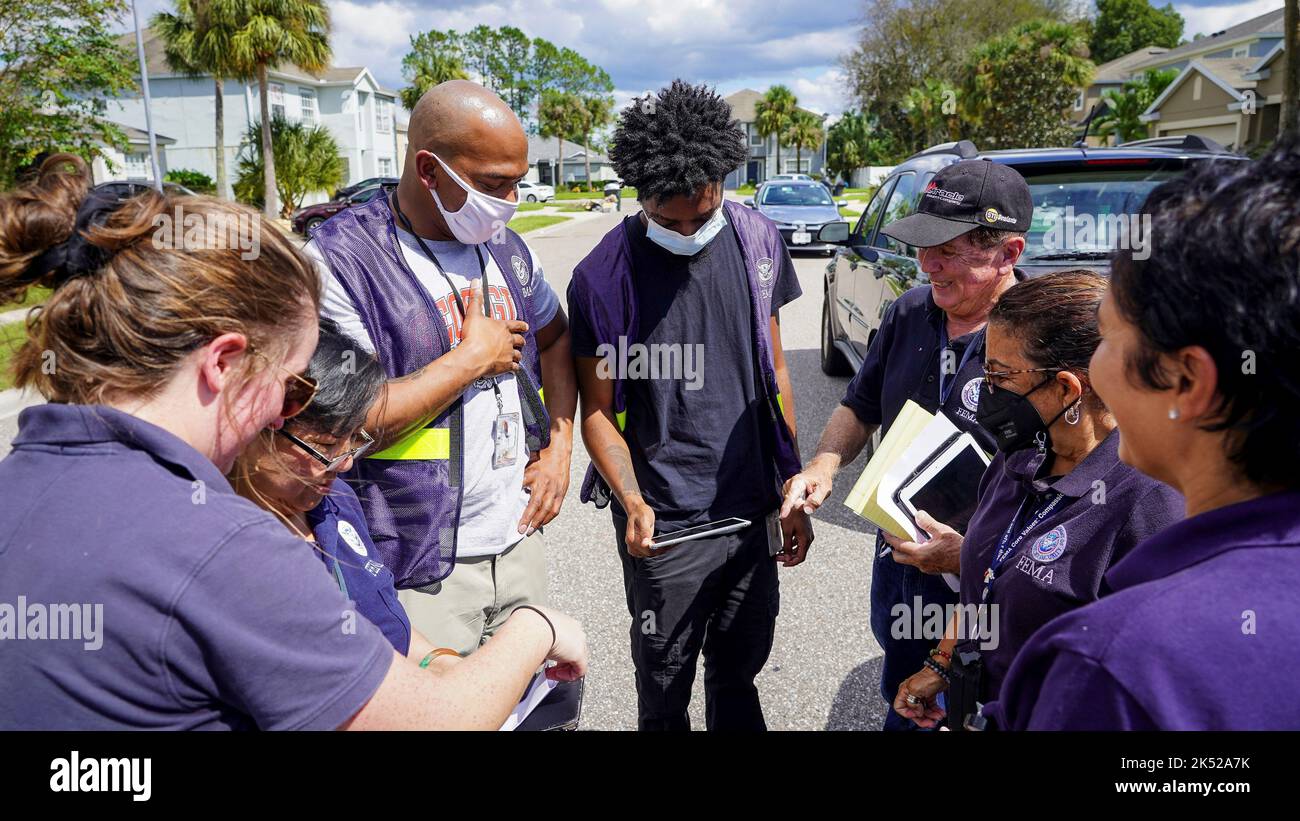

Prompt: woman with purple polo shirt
xmin=988 ymin=140 xmax=1300 ymax=730
xmin=0 ymin=155 xmax=585 ymax=730
xmin=232 ymin=318 xmax=421 ymax=656
xmin=890 ymin=271 xmax=1182 ymax=730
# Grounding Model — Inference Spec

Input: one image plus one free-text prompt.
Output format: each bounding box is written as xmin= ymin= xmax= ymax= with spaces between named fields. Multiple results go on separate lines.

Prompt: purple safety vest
xmin=569 ymin=199 xmax=802 ymax=507
xmin=311 ymin=195 xmax=551 ymax=588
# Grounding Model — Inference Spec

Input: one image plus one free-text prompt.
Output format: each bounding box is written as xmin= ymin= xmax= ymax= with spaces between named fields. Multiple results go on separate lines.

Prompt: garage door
xmin=1159 ymin=123 xmax=1239 ymax=149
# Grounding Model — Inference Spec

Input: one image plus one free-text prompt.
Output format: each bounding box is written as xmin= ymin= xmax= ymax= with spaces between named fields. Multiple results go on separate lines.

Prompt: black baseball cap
xmin=881 ymin=160 xmax=1033 ymax=249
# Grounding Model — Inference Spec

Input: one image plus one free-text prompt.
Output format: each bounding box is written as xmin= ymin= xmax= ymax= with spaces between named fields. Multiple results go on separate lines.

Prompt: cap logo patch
xmin=984 ymin=207 xmax=1018 ymax=226
xmin=925 ymin=183 xmax=966 ymax=205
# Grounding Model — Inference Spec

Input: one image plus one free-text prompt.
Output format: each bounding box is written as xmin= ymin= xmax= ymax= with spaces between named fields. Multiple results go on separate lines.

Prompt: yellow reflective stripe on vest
xmin=368 ymin=427 xmax=450 ymax=460
xmin=615 ymin=409 xmax=627 ymax=431
xmin=777 ymin=393 xmax=785 ymax=415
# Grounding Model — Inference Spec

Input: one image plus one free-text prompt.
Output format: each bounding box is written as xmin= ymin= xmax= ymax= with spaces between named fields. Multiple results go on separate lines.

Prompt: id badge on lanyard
xmin=393 ymin=199 xmax=521 ymax=472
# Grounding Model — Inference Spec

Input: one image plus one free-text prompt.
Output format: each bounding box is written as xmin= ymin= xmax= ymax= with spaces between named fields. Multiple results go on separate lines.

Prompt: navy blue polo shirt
xmin=956 ymin=429 xmax=1183 ymax=700
xmin=841 ymin=273 xmax=1028 ymax=449
xmin=988 ymin=488 xmax=1300 ymax=730
xmin=0 ymin=404 xmax=393 ymax=730
xmin=307 ymin=478 xmax=412 ymax=654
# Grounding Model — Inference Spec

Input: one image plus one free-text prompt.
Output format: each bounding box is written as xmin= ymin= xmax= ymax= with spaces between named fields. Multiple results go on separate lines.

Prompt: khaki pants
xmin=398 ymin=529 xmax=548 ymax=656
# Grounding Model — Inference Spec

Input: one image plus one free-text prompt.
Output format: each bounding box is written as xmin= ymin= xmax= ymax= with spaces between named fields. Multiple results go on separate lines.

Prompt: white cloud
xmin=1175 ymin=0 xmax=1281 ymax=40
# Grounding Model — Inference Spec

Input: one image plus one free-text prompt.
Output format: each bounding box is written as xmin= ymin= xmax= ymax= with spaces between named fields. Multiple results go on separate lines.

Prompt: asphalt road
xmin=0 ymin=202 xmax=890 ymax=731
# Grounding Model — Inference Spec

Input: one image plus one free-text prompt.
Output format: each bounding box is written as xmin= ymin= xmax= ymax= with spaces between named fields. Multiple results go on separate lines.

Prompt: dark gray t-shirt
xmin=570 ymin=215 xmax=801 ymax=528
xmin=0 ymin=404 xmax=393 ymax=730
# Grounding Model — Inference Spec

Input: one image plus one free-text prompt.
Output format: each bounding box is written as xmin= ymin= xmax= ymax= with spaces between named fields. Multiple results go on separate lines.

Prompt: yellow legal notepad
xmin=843 ymin=400 xmax=941 ymax=540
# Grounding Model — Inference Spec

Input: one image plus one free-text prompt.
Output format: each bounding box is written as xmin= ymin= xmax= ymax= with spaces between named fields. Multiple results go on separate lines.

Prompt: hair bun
xmin=24 ymin=187 xmax=129 ymax=285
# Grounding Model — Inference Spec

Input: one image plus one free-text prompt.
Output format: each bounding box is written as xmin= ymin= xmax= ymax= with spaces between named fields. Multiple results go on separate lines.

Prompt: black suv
xmin=815 ymin=136 xmax=1248 ymax=377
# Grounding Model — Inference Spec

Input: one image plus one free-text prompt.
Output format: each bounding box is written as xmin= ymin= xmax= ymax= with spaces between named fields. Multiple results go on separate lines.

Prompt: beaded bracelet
xmin=922 ymin=656 xmax=951 ymax=684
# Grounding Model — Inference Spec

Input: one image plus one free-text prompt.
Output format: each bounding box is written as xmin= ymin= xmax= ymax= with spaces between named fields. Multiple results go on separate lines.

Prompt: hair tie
xmin=25 ymin=187 xmax=131 ymax=285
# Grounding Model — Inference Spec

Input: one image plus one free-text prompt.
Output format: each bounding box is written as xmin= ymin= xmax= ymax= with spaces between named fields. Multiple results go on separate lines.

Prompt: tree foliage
xmin=1089 ymin=0 xmax=1183 ymax=65
xmin=0 ymin=0 xmax=137 ymax=189
xmin=961 ymin=20 xmax=1095 ymax=149
xmin=234 ymin=116 xmax=344 ymax=217
xmin=1092 ymin=67 xmax=1178 ymax=143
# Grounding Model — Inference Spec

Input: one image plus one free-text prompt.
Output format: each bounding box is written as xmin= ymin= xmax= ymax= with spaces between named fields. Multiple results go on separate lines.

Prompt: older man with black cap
xmin=779 ymin=159 xmax=1032 ymax=730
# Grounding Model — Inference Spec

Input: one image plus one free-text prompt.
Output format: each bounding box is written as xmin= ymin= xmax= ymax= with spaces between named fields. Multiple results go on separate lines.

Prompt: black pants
xmin=614 ymin=513 xmax=778 ymax=731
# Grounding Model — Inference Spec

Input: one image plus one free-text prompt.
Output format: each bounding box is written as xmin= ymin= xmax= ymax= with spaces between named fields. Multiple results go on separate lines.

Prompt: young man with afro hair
xmin=567 ymin=80 xmax=814 ymax=731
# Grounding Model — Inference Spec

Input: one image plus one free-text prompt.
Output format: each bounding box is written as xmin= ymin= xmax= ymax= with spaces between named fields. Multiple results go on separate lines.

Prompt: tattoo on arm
xmin=391 ymin=365 xmax=428 ymax=384
xmin=603 ymin=442 xmax=642 ymax=506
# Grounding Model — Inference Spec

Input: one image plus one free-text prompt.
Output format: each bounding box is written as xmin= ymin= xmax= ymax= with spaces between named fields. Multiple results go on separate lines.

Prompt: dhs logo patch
xmin=1031 ymin=526 xmax=1068 ymax=563
xmin=961 ymin=377 xmax=982 ymax=412
xmin=510 ymin=255 xmax=530 ymax=287
xmin=756 ymin=257 xmax=775 ymax=283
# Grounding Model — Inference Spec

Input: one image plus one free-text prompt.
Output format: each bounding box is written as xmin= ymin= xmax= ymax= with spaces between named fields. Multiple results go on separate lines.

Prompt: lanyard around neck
xmin=981 ymin=491 xmax=1064 ymax=602
xmin=391 ymin=191 xmax=503 ymax=406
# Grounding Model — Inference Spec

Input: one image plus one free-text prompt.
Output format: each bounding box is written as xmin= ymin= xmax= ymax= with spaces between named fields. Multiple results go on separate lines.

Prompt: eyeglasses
xmin=277 ymin=428 xmax=375 ymax=471
xmin=251 ymin=349 xmax=318 ymax=419
xmin=981 ymin=365 xmax=1063 ymax=394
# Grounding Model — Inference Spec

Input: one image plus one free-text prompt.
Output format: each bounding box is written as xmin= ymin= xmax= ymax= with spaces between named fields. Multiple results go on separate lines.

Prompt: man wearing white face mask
xmin=568 ymin=81 xmax=812 ymax=730
xmin=303 ymin=80 xmax=577 ymax=656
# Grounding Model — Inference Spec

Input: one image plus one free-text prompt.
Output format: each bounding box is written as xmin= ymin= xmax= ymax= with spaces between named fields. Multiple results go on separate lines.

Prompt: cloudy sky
xmin=124 ymin=0 xmax=1285 ymax=117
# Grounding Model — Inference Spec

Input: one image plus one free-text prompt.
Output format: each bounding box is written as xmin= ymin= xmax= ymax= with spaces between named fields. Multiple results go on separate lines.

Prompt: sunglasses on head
xmin=251 ymin=349 xmax=319 ymax=419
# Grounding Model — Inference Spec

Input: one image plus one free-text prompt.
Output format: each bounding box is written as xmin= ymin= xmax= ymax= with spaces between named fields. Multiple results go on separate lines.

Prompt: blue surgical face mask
xmin=644 ymin=205 xmax=726 ymax=256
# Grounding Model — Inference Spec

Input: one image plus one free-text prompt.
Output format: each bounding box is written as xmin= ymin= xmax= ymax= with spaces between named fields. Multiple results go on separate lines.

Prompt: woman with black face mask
xmin=888 ymin=270 xmax=1184 ymax=730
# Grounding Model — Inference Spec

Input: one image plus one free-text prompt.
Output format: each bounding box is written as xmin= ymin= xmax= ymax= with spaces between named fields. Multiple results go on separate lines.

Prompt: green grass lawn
xmin=0 ymin=320 xmax=28 ymax=391
xmin=0 ymin=286 xmax=51 ymax=316
xmin=840 ymin=207 xmax=862 ymax=218
xmin=516 ymin=200 xmax=546 ymax=212
xmin=551 ymin=187 xmax=635 ymax=200
xmin=508 ymin=215 xmax=571 ymax=234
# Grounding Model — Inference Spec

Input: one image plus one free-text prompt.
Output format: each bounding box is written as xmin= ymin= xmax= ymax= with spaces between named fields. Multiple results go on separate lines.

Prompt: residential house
xmin=722 ymin=89 xmax=827 ymax=189
xmin=91 ymin=122 xmax=177 ymax=183
xmin=527 ymin=135 xmax=617 ymax=187
xmin=1069 ymin=7 xmax=1288 ymax=150
xmin=1070 ymin=46 xmax=1170 ymax=145
xmin=106 ymin=27 xmax=403 ymax=202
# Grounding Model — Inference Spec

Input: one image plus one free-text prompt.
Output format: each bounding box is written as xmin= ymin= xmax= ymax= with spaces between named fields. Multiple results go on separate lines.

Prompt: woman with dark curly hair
xmin=988 ymin=139 xmax=1300 ymax=730
xmin=568 ymin=80 xmax=809 ymax=730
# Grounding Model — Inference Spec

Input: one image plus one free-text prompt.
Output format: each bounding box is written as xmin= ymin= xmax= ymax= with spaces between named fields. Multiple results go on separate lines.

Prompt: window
xmin=1074 ymin=91 xmax=1085 ymax=111
xmin=759 ymin=184 xmax=834 ymax=207
xmin=874 ymin=172 xmax=918 ymax=254
xmin=299 ymin=89 xmax=317 ymax=125
xmin=750 ymin=125 xmax=762 ymax=146
xmin=378 ymin=157 xmax=393 ymax=176
xmin=376 ymin=98 xmax=393 ymax=134
xmin=124 ymin=152 xmax=151 ymax=179
xmin=269 ymin=82 xmax=285 ymax=121
xmin=854 ymin=178 xmax=893 ymax=240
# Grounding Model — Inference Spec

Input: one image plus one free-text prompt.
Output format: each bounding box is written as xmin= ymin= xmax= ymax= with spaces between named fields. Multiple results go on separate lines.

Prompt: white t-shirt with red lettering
xmin=303 ymin=227 xmax=559 ymax=558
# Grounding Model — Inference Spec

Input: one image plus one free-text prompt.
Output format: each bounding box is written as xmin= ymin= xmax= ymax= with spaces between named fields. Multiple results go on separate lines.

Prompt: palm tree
xmin=216 ymin=0 xmax=331 ymax=219
xmin=577 ymin=94 xmax=613 ymax=191
xmin=538 ymin=90 xmax=582 ymax=188
xmin=1093 ymin=69 xmax=1177 ymax=144
xmin=153 ymin=0 xmax=235 ymax=198
xmin=1281 ymin=0 xmax=1298 ymax=138
xmin=784 ymin=109 xmax=825 ymax=177
xmin=233 ymin=117 xmax=344 ymax=216
xmin=755 ymin=85 xmax=797 ymax=176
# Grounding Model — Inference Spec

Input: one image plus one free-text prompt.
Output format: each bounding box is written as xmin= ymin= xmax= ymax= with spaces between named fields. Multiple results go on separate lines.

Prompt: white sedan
xmin=518 ymin=180 xmax=555 ymax=202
